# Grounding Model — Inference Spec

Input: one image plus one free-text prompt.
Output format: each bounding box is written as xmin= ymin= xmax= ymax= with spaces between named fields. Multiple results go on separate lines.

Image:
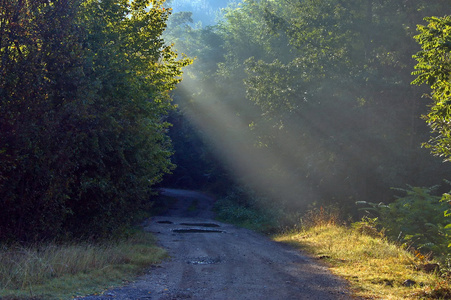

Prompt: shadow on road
xmin=157 ymin=188 xmax=216 ymax=219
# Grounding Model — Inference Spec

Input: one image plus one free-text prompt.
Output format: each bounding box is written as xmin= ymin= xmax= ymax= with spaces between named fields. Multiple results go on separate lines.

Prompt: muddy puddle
xmin=187 ymin=256 xmax=222 ymax=265
xmin=157 ymin=220 xmax=174 ymax=224
xmin=172 ymin=229 xmax=224 ymax=233
xmin=179 ymin=222 xmax=220 ymax=228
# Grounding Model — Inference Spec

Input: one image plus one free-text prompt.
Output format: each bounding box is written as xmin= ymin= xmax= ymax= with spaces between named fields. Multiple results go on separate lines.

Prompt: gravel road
xmin=80 ymin=189 xmax=355 ymax=300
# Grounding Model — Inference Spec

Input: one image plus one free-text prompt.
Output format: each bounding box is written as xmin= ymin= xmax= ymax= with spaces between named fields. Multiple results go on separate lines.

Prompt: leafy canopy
xmin=0 ymin=0 xmax=191 ymax=242
xmin=412 ymin=15 xmax=451 ymax=161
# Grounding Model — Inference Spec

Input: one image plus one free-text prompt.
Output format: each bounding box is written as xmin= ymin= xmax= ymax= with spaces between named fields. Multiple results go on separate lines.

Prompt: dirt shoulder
xmin=79 ymin=189 xmax=354 ymax=300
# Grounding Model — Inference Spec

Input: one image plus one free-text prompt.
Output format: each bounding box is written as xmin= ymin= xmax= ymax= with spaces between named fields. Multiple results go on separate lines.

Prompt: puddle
xmin=157 ymin=220 xmax=174 ymax=224
xmin=179 ymin=222 xmax=220 ymax=228
xmin=187 ymin=256 xmax=221 ymax=265
xmin=173 ymin=229 xmax=224 ymax=233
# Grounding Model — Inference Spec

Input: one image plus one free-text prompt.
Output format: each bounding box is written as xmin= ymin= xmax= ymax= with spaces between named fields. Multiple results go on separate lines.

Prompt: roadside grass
xmin=275 ymin=219 xmax=451 ymax=299
xmin=212 ymin=192 xmax=451 ymax=298
xmin=0 ymin=231 xmax=167 ymax=300
xmin=213 ymin=190 xmax=285 ymax=233
xmin=214 ymin=198 xmax=279 ymax=233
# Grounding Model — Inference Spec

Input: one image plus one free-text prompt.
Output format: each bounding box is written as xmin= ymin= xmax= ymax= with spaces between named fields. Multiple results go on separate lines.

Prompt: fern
xmin=357 ymin=184 xmax=451 ymax=260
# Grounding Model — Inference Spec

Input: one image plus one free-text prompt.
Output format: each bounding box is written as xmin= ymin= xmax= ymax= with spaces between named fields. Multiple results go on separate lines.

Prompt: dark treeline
xmin=164 ymin=0 xmax=451 ymax=219
xmin=0 ymin=0 xmax=190 ymax=242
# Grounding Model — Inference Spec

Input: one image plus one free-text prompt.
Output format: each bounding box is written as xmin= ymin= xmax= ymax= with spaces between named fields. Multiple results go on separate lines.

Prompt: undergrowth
xmin=213 ymin=187 xmax=283 ymax=232
xmin=276 ymin=207 xmax=451 ymax=299
xmin=0 ymin=231 xmax=167 ymax=300
xmin=357 ymin=184 xmax=451 ymax=261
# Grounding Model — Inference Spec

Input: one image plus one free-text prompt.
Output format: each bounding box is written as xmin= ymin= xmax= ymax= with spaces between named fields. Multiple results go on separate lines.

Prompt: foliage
xmin=0 ymin=0 xmax=191 ymax=242
xmin=166 ymin=0 xmax=230 ymax=26
xmin=162 ymin=9 xmax=236 ymax=194
xmin=351 ymin=216 xmax=384 ymax=238
xmin=158 ymin=0 xmax=451 ymax=224
xmin=357 ymin=185 xmax=451 ymax=258
xmin=214 ymin=186 xmax=283 ymax=232
xmin=163 ymin=109 xmax=231 ymax=192
xmin=167 ymin=0 xmax=451 ymax=218
xmin=0 ymin=0 xmax=87 ymax=241
xmin=412 ymin=15 xmax=451 ymax=161
xmin=237 ymin=0 xmax=450 ymax=211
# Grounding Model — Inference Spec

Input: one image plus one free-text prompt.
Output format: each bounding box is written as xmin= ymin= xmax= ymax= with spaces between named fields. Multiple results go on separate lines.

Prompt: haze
xmin=163 ymin=0 xmax=451 ymax=219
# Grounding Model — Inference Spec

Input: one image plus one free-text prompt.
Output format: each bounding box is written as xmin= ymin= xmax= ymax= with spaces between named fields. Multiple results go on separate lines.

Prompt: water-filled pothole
xmin=173 ymin=229 xmax=224 ymax=233
xmin=187 ymin=256 xmax=221 ymax=265
xmin=179 ymin=222 xmax=220 ymax=228
xmin=157 ymin=220 xmax=173 ymax=224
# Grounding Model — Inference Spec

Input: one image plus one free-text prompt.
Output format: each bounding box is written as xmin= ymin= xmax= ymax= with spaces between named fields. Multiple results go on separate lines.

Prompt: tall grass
xmin=0 ymin=232 xmax=167 ymax=299
xmin=275 ymin=209 xmax=451 ymax=299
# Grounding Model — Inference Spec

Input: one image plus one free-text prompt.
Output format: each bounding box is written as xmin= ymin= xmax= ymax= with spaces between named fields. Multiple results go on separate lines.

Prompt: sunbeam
xmin=165 ymin=0 xmax=451 ymax=219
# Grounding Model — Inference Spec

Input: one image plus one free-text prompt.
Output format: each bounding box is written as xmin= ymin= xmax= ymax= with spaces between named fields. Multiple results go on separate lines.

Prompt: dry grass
xmin=275 ymin=219 xmax=451 ymax=299
xmin=0 ymin=231 xmax=167 ymax=300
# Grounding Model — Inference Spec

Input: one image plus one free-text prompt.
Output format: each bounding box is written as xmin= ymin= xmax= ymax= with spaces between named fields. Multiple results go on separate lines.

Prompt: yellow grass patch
xmin=275 ymin=224 xmax=448 ymax=299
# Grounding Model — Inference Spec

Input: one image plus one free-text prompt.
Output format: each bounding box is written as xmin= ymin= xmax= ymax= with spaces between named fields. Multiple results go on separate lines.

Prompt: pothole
xmin=179 ymin=222 xmax=220 ymax=228
xmin=157 ymin=220 xmax=173 ymax=224
xmin=187 ymin=256 xmax=221 ymax=265
xmin=172 ymin=229 xmax=224 ymax=233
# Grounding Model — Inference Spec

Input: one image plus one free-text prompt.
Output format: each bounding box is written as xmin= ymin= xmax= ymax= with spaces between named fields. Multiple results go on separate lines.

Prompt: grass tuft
xmin=0 ymin=231 xmax=167 ymax=300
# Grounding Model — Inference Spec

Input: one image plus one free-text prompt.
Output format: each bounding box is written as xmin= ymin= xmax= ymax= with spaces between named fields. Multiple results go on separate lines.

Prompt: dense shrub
xmin=214 ymin=186 xmax=293 ymax=232
xmin=358 ymin=185 xmax=451 ymax=258
xmin=0 ymin=0 xmax=190 ymax=242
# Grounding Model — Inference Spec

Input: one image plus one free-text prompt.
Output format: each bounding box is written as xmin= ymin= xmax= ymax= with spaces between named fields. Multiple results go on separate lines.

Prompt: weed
xmin=300 ymin=205 xmax=341 ymax=228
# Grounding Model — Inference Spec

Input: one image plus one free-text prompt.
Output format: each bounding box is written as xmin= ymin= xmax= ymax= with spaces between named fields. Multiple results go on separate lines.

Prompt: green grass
xmin=0 ymin=231 xmax=167 ymax=300
xmin=275 ymin=222 xmax=451 ymax=299
xmin=213 ymin=198 xmax=280 ymax=232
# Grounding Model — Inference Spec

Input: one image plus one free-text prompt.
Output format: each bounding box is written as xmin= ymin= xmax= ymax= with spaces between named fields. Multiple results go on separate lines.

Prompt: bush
xmin=0 ymin=0 xmax=190 ymax=242
xmin=213 ymin=186 xmax=282 ymax=232
xmin=357 ymin=184 xmax=451 ymax=259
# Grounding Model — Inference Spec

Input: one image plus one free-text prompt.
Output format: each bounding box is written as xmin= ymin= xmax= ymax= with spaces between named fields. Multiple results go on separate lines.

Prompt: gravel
xmin=77 ymin=189 xmax=356 ymax=300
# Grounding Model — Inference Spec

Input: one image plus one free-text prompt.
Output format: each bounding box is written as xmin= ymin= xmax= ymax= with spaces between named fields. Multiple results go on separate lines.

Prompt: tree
xmin=0 ymin=0 xmax=88 ymax=241
xmin=203 ymin=0 xmax=451 ymax=213
xmin=0 ymin=0 xmax=190 ymax=242
xmin=158 ymin=0 xmax=451 ymax=219
xmin=412 ymin=15 xmax=451 ymax=161
xmin=162 ymin=9 xmax=238 ymax=194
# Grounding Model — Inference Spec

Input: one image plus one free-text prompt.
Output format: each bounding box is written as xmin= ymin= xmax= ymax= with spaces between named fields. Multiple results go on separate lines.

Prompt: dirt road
xmin=81 ymin=189 xmax=354 ymax=299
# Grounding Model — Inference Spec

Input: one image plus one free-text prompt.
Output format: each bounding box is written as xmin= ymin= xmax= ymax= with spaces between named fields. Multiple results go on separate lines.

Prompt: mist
xmin=163 ymin=0 xmax=451 ymax=219
xmin=167 ymin=0 xmax=231 ymax=26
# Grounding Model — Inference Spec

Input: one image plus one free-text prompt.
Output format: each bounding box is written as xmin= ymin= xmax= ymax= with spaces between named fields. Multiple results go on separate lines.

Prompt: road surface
xmin=80 ymin=189 xmax=354 ymax=299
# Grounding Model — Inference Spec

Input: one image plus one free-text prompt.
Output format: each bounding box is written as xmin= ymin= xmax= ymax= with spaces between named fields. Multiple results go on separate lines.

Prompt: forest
xmin=1 ymin=0 xmax=451 ymax=261
xmin=163 ymin=0 xmax=451 ymax=256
